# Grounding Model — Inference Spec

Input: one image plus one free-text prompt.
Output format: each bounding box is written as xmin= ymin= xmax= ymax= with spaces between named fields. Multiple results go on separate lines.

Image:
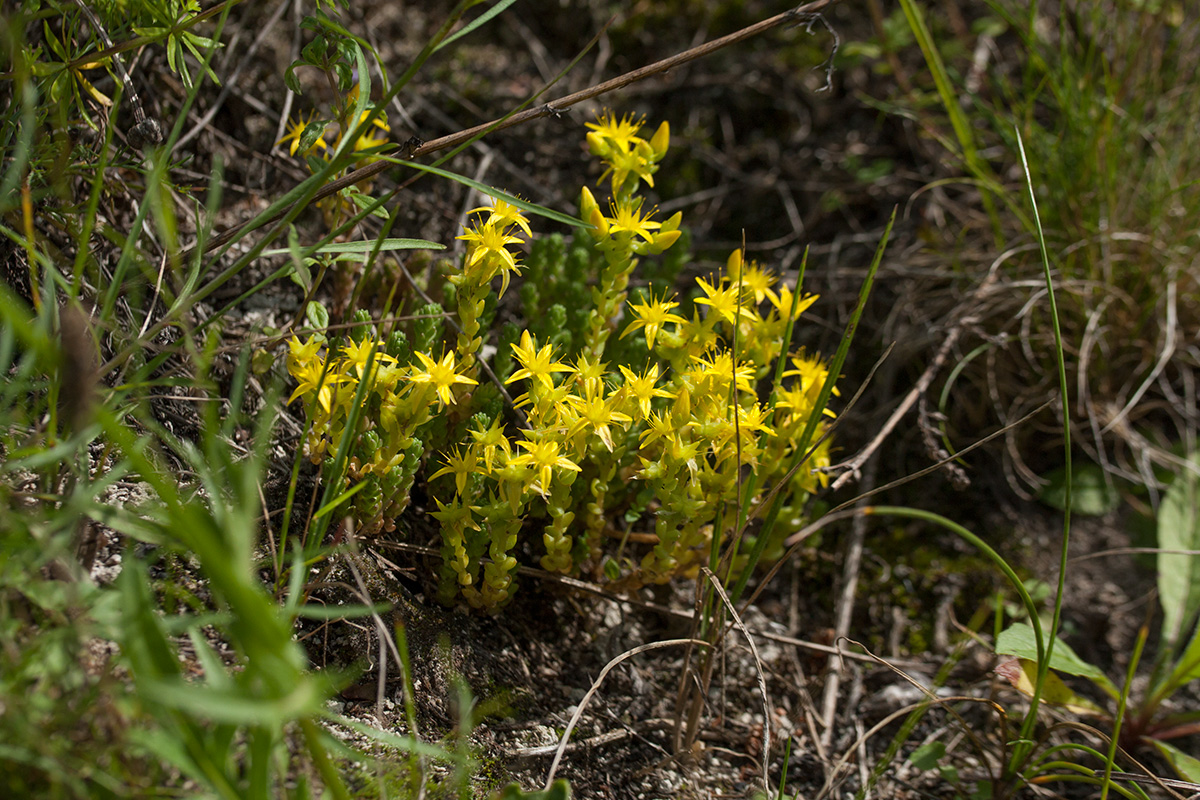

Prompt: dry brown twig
xmin=191 ymin=0 xmax=837 ymax=259
xmin=700 ymin=567 xmax=773 ymax=799
xmin=829 ymin=267 xmax=1001 ymax=492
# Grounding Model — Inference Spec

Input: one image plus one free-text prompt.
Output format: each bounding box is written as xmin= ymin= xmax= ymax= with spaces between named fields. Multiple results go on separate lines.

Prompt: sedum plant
xmin=288 ymin=115 xmax=836 ymax=610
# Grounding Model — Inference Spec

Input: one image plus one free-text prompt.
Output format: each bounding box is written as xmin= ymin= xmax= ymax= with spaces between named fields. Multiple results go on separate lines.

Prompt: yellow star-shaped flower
xmin=409 ymin=350 xmax=477 ymax=407
xmin=506 ymin=331 xmax=571 ymax=391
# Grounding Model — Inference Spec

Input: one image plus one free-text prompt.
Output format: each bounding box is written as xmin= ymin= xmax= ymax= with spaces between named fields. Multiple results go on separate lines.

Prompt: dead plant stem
xmin=189 ymin=0 xmax=835 ymax=259
xmin=819 ymin=435 xmax=880 ymax=754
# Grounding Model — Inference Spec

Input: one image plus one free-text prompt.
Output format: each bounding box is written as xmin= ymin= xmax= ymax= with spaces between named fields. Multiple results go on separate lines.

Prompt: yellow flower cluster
xmin=286 ymin=114 xmax=837 ymax=610
xmin=450 ymin=198 xmax=530 ymax=374
xmin=577 ymin=115 xmax=681 ymax=361
xmin=286 ymin=329 xmax=475 ymax=533
xmin=585 ymin=111 xmax=670 ymax=194
xmin=288 ymin=335 xmax=475 ymax=463
xmin=278 ymin=84 xmax=390 ymax=161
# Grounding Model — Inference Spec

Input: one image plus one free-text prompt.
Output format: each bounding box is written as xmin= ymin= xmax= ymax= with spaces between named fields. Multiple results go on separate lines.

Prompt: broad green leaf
xmin=1038 ymin=462 xmax=1120 ymax=515
xmin=284 ymin=63 xmax=302 ymax=94
xmin=994 ymin=657 xmax=1106 ymax=715
xmin=1165 ymin=623 xmax=1200 ymax=689
xmin=1149 ymin=739 xmax=1200 ymax=783
xmin=297 ymin=117 xmax=327 ymax=157
xmin=29 ymin=60 xmax=65 ymax=77
xmin=126 ymin=728 xmax=207 ymax=790
xmin=352 ymin=42 xmax=370 ymax=121
xmin=286 ymin=226 xmax=311 ymax=292
xmin=183 ymin=33 xmax=220 ymax=49
xmin=138 ymin=676 xmax=328 ymax=725
xmin=344 ymin=187 xmax=392 ymax=220
xmin=995 ymin=622 xmax=1119 ymax=697
xmin=188 ymin=629 xmax=233 ymax=691
xmin=181 ymin=37 xmax=220 ymax=86
xmin=496 ymin=780 xmax=571 ymax=800
xmin=119 ymin=561 xmax=182 ymax=680
xmin=306 ymin=300 xmax=329 ymax=330
xmin=908 ymin=741 xmax=947 ymax=771
xmin=1159 ymin=708 xmax=1200 ymax=728
xmin=1159 ymin=454 xmax=1200 ymax=650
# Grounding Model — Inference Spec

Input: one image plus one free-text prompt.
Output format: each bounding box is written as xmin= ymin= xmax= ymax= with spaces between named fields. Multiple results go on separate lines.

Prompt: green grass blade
xmin=389 ymin=158 xmax=586 ymax=228
xmin=729 ymin=208 xmax=893 ymax=606
xmin=1011 ymin=123 xmax=1073 ymax=775
xmin=435 ymin=0 xmax=520 ymax=52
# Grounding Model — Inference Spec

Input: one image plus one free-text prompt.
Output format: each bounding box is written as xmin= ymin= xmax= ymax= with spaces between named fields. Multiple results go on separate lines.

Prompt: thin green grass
xmin=0 ymin=1 xmax=517 ymax=794
xmin=889 ymin=0 xmax=1200 ymax=492
xmin=1009 ymin=123 xmax=1075 ymax=781
xmin=855 ymin=2 xmax=1200 ymax=793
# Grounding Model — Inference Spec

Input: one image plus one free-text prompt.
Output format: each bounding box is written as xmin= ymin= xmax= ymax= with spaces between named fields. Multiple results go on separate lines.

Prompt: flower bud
xmin=579 ymin=186 xmax=600 ymax=223
xmin=727 ymin=248 xmax=744 ymax=275
xmin=650 ymin=121 xmax=670 ymax=159
xmin=588 ymin=206 xmax=610 ymax=239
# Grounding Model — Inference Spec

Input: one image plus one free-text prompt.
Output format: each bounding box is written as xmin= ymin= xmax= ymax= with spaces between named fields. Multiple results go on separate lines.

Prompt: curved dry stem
xmin=543 ymin=638 xmax=710 ymax=790
xmin=699 ymin=568 xmax=772 ymax=797
xmin=817 ymin=690 xmax=1006 ymax=800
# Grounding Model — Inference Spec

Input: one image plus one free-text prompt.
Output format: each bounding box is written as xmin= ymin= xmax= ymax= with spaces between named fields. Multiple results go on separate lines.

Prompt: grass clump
xmin=0 ymin=504 xmax=151 ymax=796
xmin=0 ymin=0 xmax=522 ymax=793
xmin=869 ymin=0 xmax=1200 ymax=496
xmin=821 ymin=4 xmax=1200 ymax=795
